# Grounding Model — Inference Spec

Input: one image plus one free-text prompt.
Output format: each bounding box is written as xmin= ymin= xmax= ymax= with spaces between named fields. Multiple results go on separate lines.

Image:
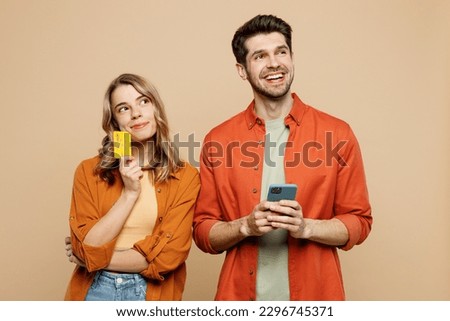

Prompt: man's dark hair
xmin=232 ymin=14 xmax=293 ymax=66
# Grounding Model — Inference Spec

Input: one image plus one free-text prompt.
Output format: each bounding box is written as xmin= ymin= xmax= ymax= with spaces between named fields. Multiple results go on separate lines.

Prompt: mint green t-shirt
xmin=256 ymin=118 xmax=290 ymax=300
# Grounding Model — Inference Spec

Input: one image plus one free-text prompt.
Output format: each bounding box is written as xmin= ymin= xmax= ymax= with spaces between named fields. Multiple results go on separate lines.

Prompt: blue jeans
xmin=85 ymin=270 xmax=147 ymax=301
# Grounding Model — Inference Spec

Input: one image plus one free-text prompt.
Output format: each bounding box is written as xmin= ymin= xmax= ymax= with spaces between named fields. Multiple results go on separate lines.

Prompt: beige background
xmin=0 ymin=0 xmax=449 ymax=300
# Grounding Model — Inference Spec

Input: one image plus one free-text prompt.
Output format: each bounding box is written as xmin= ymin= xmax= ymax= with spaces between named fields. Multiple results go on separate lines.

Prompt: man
xmin=193 ymin=14 xmax=372 ymax=301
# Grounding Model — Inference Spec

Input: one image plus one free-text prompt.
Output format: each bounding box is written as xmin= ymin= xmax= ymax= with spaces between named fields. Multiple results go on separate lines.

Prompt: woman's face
xmin=110 ymin=84 xmax=157 ymax=143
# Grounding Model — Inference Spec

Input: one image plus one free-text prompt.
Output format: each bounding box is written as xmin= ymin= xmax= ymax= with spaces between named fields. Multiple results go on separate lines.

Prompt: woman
xmin=64 ymin=73 xmax=200 ymax=300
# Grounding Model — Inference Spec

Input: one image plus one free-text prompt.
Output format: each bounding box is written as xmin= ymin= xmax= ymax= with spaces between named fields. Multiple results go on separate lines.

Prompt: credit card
xmin=113 ymin=131 xmax=132 ymax=158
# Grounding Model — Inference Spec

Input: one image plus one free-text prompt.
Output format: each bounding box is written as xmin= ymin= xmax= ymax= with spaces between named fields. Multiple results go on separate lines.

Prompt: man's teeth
xmin=266 ymin=74 xmax=283 ymax=80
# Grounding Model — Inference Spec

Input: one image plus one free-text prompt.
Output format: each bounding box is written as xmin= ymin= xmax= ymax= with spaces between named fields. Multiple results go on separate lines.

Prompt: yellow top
xmin=115 ymin=170 xmax=157 ymax=250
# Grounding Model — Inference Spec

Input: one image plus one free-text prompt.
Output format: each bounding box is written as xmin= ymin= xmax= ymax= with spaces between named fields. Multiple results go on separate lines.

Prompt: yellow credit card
xmin=113 ymin=131 xmax=132 ymax=158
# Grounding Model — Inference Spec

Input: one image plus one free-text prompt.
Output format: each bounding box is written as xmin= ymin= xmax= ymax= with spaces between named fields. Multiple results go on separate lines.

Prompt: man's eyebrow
xmin=250 ymin=49 xmax=266 ymax=57
xmin=275 ymin=44 xmax=290 ymax=51
xmin=250 ymin=45 xmax=290 ymax=58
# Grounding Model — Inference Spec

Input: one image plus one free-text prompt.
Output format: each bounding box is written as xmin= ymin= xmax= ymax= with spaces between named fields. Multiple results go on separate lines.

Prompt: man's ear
xmin=236 ymin=63 xmax=247 ymax=80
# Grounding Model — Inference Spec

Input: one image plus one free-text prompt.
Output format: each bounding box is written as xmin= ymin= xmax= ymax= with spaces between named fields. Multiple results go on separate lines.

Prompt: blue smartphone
xmin=267 ymin=184 xmax=298 ymax=201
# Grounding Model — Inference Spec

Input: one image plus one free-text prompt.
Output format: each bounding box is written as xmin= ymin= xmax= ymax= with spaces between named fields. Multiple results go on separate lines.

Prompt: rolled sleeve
xmin=68 ymin=159 xmax=116 ymax=271
xmin=193 ymin=135 xmax=225 ymax=254
xmin=134 ymin=165 xmax=200 ymax=280
xmin=333 ymin=126 xmax=372 ymax=251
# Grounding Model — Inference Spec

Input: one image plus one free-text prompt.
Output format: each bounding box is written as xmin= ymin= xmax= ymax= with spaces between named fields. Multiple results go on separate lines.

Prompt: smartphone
xmin=267 ymin=184 xmax=298 ymax=201
xmin=113 ymin=131 xmax=132 ymax=159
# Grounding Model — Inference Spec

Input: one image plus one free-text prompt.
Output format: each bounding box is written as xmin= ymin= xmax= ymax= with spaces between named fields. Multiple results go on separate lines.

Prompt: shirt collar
xmin=244 ymin=93 xmax=307 ymax=129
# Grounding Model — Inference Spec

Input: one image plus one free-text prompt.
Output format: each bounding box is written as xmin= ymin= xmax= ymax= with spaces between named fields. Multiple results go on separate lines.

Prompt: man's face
xmin=240 ymin=32 xmax=294 ymax=99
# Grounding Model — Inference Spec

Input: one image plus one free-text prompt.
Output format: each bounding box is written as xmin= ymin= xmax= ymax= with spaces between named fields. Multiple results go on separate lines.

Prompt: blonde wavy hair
xmin=95 ymin=73 xmax=182 ymax=185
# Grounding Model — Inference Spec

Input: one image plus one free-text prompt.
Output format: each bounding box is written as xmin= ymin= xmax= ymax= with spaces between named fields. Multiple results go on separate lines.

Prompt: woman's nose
xmin=131 ymin=107 xmax=142 ymax=119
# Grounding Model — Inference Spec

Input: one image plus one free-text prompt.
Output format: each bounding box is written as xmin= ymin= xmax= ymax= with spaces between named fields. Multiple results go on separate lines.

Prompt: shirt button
xmin=253 ymin=166 xmax=258 ymax=170
xmin=157 ymin=188 xmax=161 ymax=193
xmin=116 ymin=278 xmax=123 ymax=284
xmin=256 ymin=119 xmax=262 ymax=125
xmin=252 ymin=188 xmax=257 ymax=193
xmin=249 ymin=270 xmax=254 ymax=275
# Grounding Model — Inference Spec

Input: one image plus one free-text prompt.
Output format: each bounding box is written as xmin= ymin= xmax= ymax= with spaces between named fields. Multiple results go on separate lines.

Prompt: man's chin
xmin=257 ymin=89 xmax=291 ymax=100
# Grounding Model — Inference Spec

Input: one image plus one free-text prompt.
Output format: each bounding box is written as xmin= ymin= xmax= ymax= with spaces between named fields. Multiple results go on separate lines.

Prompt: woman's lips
xmin=131 ymin=121 xmax=149 ymax=130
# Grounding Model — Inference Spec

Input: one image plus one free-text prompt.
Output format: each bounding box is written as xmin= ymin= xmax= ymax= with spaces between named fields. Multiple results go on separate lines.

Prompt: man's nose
xmin=267 ymin=54 xmax=280 ymax=68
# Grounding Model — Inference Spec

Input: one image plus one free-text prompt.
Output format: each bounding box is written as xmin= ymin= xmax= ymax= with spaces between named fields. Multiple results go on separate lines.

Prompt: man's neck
xmin=254 ymin=92 xmax=294 ymax=121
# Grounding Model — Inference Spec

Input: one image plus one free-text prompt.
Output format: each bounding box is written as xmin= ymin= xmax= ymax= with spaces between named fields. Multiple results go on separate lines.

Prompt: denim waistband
xmin=94 ymin=270 xmax=145 ymax=294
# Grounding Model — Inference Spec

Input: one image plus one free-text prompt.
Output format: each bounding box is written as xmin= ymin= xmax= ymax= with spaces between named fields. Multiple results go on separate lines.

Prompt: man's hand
xmin=265 ymin=200 xmax=310 ymax=239
xmin=240 ymin=201 xmax=279 ymax=237
xmin=267 ymin=201 xmax=349 ymax=245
